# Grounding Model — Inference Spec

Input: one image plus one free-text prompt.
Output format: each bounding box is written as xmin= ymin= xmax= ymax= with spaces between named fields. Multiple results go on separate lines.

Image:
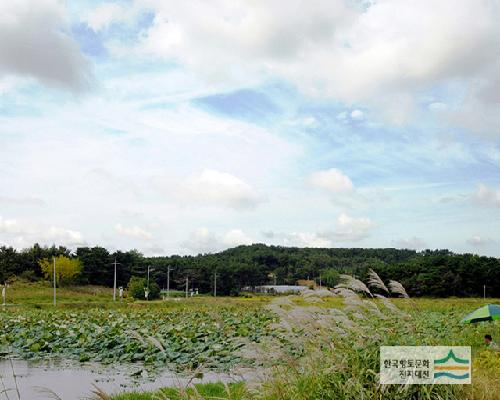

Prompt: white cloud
xmin=83 ymin=2 xmax=142 ymax=32
xmin=0 ymin=93 xmax=296 ymax=255
xmin=0 ymin=196 xmax=46 ymax=206
xmin=135 ymin=0 xmax=500 ymax=133
xmin=181 ymin=228 xmax=219 ymax=254
xmin=179 ymin=169 xmax=263 ymax=210
xmin=329 ymin=212 xmax=375 ymax=241
xmin=309 ymin=168 xmax=354 ymax=194
xmin=428 ymin=102 xmax=447 ymax=112
xmin=115 ymin=224 xmax=153 ymax=240
xmin=263 ymin=212 xmax=374 ymax=248
xmin=181 ymin=227 xmax=253 ymax=253
xmin=450 ymin=96 xmax=500 ymax=138
xmin=350 ymin=109 xmax=364 ymax=120
xmin=260 ymin=230 xmax=333 ymax=247
xmin=223 ymin=229 xmax=253 ymax=247
xmin=146 ymin=244 xmax=165 ymax=256
xmin=466 ymin=235 xmax=494 ymax=246
xmin=44 ymin=227 xmax=85 ymax=246
xmin=391 ymin=237 xmax=427 ymax=250
xmin=2 ymin=1 xmax=499 ymax=257
xmin=84 ymin=3 xmax=124 ymax=32
xmin=0 ymin=216 xmax=85 ymax=247
xmin=137 ymin=0 xmax=354 ymax=85
xmin=0 ymin=0 xmax=92 ymax=91
xmin=472 ymin=183 xmax=500 ymax=207
xmin=0 ymin=216 xmax=36 ymax=235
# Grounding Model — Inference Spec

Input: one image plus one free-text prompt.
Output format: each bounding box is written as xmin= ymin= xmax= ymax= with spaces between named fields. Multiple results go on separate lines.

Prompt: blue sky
xmin=1 ymin=0 xmax=499 ymax=256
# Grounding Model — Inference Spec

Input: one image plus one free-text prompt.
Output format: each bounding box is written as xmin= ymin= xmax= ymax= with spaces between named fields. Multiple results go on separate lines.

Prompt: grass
xmin=3 ymin=281 xmax=114 ymax=306
xmin=109 ymin=382 xmax=246 ymax=400
xmin=1 ymin=281 xmax=273 ymax=309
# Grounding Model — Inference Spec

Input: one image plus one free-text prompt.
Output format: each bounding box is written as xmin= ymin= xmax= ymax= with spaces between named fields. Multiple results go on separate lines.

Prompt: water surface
xmin=0 ymin=359 xmax=248 ymax=400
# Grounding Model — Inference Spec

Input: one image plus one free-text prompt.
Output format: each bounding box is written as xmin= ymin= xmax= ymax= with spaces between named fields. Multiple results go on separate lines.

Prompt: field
xmin=0 ymin=305 xmax=275 ymax=370
xmin=0 ymin=282 xmax=499 ymax=399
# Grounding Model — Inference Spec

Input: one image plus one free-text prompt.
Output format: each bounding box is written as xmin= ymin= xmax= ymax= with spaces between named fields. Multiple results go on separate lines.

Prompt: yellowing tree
xmin=39 ymin=256 xmax=82 ymax=285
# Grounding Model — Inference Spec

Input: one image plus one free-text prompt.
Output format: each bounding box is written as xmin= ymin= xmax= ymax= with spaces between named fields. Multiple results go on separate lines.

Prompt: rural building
xmin=252 ymin=285 xmax=308 ymax=294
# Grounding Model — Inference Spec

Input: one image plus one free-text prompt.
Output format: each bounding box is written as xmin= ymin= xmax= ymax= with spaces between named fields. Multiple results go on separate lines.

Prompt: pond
xmin=0 ymin=359 xmax=251 ymax=400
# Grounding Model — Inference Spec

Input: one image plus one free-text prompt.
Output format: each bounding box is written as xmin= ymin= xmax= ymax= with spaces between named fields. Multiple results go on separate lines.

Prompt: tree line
xmin=0 ymin=243 xmax=498 ymax=297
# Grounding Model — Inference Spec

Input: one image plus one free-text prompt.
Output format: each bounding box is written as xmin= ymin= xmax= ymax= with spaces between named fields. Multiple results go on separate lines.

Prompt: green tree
xmin=76 ymin=246 xmax=111 ymax=285
xmin=320 ymin=268 xmax=340 ymax=288
xmin=127 ymin=276 xmax=160 ymax=300
xmin=38 ymin=256 xmax=82 ymax=285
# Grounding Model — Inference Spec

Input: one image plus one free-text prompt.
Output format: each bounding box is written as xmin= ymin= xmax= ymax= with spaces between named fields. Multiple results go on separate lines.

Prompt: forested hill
xmin=1 ymin=243 xmax=499 ymax=297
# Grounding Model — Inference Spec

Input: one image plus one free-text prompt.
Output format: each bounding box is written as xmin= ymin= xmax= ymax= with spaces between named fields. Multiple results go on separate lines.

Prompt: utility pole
xmin=484 ymin=284 xmax=486 ymax=300
xmin=319 ymin=273 xmax=322 ymax=289
xmin=2 ymin=282 xmax=6 ymax=307
xmin=145 ymin=266 xmax=155 ymax=301
xmin=185 ymin=276 xmax=189 ymax=299
xmin=111 ymin=258 xmax=122 ymax=302
xmin=53 ymin=256 xmax=56 ymax=306
xmin=148 ymin=265 xmax=155 ymax=289
xmin=167 ymin=266 xmax=171 ymax=297
xmin=113 ymin=258 xmax=117 ymax=302
xmin=214 ymin=272 xmax=217 ymax=298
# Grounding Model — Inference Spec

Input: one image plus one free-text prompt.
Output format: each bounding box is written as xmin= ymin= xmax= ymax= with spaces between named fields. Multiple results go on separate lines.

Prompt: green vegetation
xmin=1 ymin=280 xmax=113 ymax=306
xmin=0 ymin=260 xmax=498 ymax=399
xmin=0 ymin=301 xmax=275 ymax=370
xmin=110 ymin=382 xmax=245 ymax=400
xmin=0 ymin=281 xmax=498 ymax=399
xmin=113 ymin=271 xmax=500 ymax=399
xmin=0 ymin=280 xmax=271 ymax=307
xmin=38 ymin=255 xmax=82 ymax=284
xmin=97 ymin=295 xmax=499 ymax=400
xmin=128 ymin=276 xmax=160 ymax=300
xmin=257 ymin=297 xmax=499 ymax=400
xmin=1 ymin=244 xmax=499 ymax=298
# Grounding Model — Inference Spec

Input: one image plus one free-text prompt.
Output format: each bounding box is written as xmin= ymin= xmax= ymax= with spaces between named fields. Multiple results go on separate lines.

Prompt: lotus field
xmin=0 ymin=304 xmax=276 ymax=371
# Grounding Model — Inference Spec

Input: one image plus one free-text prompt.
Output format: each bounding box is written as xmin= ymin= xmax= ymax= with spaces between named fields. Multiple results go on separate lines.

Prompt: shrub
xmin=127 ymin=276 xmax=160 ymax=300
xmin=19 ymin=270 xmax=39 ymax=282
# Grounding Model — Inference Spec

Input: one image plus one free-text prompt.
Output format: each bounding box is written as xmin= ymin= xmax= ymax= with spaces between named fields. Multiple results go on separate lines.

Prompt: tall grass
xmin=251 ymin=278 xmax=499 ymax=400
xmin=106 ymin=382 xmax=246 ymax=400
